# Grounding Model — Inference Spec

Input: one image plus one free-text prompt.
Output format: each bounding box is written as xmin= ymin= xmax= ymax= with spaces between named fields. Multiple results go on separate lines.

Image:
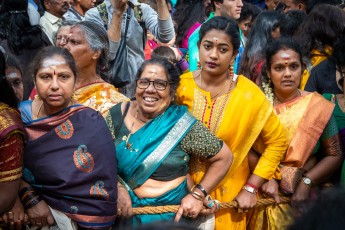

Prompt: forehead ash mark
xmin=213 ymin=37 xmax=219 ymax=44
xmin=280 ymin=52 xmax=291 ymax=59
xmin=6 ymin=72 xmax=21 ymax=79
xmin=41 ymin=59 xmax=67 ymax=68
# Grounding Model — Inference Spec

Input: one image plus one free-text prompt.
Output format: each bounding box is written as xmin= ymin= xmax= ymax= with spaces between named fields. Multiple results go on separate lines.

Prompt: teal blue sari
xmin=115 ymin=105 xmax=197 ymax=225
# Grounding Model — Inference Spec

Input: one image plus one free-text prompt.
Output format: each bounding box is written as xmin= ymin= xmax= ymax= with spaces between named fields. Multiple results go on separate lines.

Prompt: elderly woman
xmin=0 ymin=51 xmax=24 ymax=215
xmin=176 ymin=16 xmax=288 ymax=230
xmin=106 ymin=58 xmax=233 ymax=226
xmin=6 ymin=46 xmax=118 ymax=229
xmin=55 ymin=20 xmax=75 ymax=48
xmin=65 ymin=21 xmax=128 ymax=116
xmin=249 ymin=37 xmax=343 ymax=230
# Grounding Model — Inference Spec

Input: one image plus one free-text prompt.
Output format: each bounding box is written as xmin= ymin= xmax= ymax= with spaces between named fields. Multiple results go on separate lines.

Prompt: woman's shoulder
xmin=179 ymin=71 xmax=194 ymax=80
xmin=0 ymin=103 xmax=23 ymax=137
xmin=236 ymin=75 xmax=267 ymax=98
xmin=18 ymin=100 xmax=33 ymax=123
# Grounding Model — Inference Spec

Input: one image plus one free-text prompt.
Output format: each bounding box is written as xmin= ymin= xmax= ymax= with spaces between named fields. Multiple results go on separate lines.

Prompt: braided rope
xmin=132 ymin=197 xmax=291 ymax=215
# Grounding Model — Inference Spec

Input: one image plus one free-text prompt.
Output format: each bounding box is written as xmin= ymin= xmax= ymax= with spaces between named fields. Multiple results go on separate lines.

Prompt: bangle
xmin=190 ymin=191 xmax=203 ymax=201
xmin=195 ymin=184 xmax=208 ymax=197
xmin=245 ymin=183 xmax=258 ymax=191
xmin=19 ymin=186 xmax=43 ymax=209
xmin=24 ymin=195 xmax=42 ymax=209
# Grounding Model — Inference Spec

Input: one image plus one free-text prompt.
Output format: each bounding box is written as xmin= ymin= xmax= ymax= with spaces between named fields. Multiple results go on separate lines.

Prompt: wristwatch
xmin=242 ymin=185 xmax=258 ymax=194
xmin=302 ymin=176 xmax=312 ymax=187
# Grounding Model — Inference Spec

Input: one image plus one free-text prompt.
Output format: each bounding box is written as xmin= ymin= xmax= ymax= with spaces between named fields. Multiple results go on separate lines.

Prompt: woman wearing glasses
xmin=105 ymin=58 xmax=233 ymax=226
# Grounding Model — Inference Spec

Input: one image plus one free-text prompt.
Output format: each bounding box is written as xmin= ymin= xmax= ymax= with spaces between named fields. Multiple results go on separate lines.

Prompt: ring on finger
xmin=7 ymin=211 xmax=13 ymax=215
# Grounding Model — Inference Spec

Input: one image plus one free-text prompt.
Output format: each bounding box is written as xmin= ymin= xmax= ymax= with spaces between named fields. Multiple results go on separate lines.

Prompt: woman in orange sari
xmin=65 ymin=21 xmax=128 ymax=116
xmin=248 ymin=37 xmax=343 ymax=230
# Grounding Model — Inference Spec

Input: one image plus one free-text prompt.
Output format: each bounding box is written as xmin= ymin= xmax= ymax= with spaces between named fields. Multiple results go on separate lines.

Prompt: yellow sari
xmin=176 ymin=72 xmax=287 ymax=230
xmin=248 ymin=92 xmax=335 ymax=230
xmin=74 ymin=82 xmax=128 ymax=117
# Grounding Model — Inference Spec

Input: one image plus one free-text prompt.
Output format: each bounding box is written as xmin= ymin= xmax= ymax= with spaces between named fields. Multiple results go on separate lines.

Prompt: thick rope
xmin=132 ymin=197 xmax=291 ymax=215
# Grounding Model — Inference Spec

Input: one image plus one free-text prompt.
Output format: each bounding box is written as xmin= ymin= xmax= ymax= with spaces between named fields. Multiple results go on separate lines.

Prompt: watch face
xmin=303 ymin=177 xmax=311 ymax=185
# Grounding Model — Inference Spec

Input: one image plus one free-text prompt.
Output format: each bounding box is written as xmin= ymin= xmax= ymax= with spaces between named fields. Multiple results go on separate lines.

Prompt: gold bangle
xmin=190 ymin=185 xmax=196 ymax=193
xmin=190 ymin=191 xmax=203 ymax=201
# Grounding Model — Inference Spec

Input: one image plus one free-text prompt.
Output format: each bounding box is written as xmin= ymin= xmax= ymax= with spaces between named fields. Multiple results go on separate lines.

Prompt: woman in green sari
xmin=106 ymin=58 xmax=233 ymax=227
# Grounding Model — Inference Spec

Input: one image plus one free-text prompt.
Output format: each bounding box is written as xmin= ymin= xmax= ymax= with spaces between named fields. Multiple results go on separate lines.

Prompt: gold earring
xmin=228 ymin=65 xmax=234 ymax=79
xmin=197 ymin=61 xmax=201 ymax=69
xmin=35 ymin=95 xmax=41 ymax=101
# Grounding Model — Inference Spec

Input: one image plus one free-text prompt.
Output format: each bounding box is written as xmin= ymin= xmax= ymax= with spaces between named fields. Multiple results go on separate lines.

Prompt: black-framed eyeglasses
xmin=136 ymin=79 xmax=173 ymax=91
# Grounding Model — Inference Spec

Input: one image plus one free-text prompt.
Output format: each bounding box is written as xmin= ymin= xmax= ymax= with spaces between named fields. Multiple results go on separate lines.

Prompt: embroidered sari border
xmin=0 ymin=173 xmax=22 ymax=182
xmin=282 ymin=93 xmax=334 ymax=167
xmin=0 ymin=167 xmax=21 ymax=176
xmin=127 ymin=112 xmax=196 ymax=189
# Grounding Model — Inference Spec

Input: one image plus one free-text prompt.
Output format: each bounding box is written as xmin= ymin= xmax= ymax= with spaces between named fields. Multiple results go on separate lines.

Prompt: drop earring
xmin=228 ymin=65 xmax=234 ymax=79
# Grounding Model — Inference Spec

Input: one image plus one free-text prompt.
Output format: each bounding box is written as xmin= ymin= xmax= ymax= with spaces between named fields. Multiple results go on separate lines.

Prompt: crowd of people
xmin=1 ymin=0 xmax=345 ymax=229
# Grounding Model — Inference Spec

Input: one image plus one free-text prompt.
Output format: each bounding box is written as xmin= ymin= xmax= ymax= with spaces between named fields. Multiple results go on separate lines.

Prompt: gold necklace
xmin=199 ymin=71 xmax=230 ymax=99
xmin=210 ymin=74 xmax=237 ymax=133
xmin=124 ymin=107 xmax=139 ymax=152
xmin=35 ymin=100 xmax=75 ymax=119
xmin=35 ymin=102 xmax=43 ymax=119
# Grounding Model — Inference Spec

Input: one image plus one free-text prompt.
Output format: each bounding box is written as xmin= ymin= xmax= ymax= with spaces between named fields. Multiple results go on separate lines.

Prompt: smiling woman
xmin=105 ymin=58 xmax=233 ymax=228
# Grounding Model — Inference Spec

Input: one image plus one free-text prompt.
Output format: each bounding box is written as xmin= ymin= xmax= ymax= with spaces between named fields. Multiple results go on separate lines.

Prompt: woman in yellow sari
xmin=66 ymin=21 xmax=128 ymax=116
xmin=248 ymin=37 xmax=343 ymax=230
xmin=176 ymin=16 xmax=288 ymax=230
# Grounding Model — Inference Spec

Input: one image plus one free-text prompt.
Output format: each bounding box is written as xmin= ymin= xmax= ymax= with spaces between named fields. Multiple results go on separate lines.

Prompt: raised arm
xmin=143 ymin=0 xmax=174 ymax=43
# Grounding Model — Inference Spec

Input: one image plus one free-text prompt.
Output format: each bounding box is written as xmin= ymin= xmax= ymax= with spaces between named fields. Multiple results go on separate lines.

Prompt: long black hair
xmin=173 ymin=0 xmax=207 ymax=47
xmin=0 ymin=52 xmax=18 ymax=108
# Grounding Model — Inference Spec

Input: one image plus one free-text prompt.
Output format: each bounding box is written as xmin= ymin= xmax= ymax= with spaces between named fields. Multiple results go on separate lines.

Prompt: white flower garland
xmin=262 ymin=81 xmax=274 ymax=105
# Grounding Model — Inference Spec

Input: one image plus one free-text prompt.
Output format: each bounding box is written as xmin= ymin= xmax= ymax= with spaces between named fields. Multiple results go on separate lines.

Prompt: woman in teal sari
xmin=106 ymin=58 xmax=233 ymax=227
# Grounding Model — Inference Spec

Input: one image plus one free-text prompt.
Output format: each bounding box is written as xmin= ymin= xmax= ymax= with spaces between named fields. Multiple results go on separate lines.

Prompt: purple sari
xmin=19 ymin=101 xmax=117 ymax=229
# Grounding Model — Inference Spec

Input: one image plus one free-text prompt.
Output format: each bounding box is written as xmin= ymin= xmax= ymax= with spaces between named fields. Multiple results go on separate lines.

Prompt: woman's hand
xmin=234 ymin=189 xmax=257 ymax=210
xmin=117 ymin=185 xmax=133 ymax=218
xmin=26 ymin=200 xmax=54 ymax=227
xmin=0 ymin=196 xmax=28 ymax=230
xmin=260 ymin=179 xmax=281 ymax=203
xmin=174 ymin=194 xmax=204 ymax=222
xmin=199 ymin=195 xmax=220 ymax=215
xmin=291 ymin=181 xmax=310 ymax=213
